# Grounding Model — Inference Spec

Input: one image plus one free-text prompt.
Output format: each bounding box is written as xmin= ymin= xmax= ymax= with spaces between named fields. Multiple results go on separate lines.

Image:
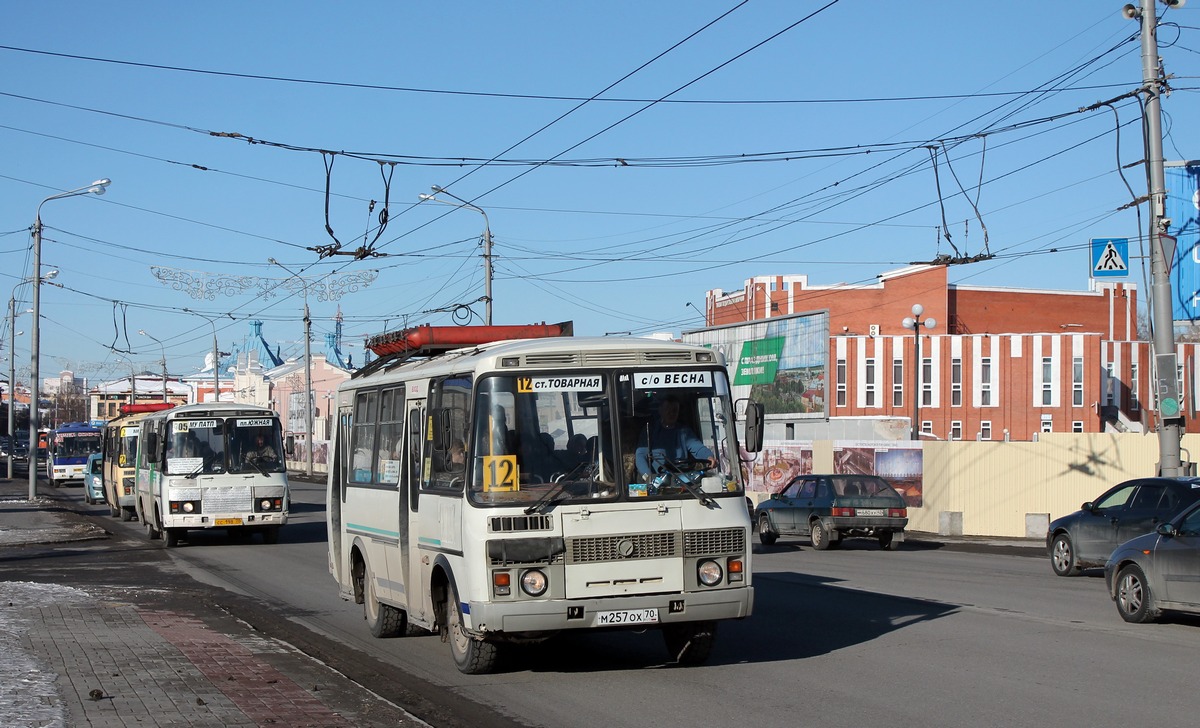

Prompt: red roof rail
xmin=365 ymin=321 xmax=573 ymax=358
xmin=118 ymin=402 xmax=176 ymax=415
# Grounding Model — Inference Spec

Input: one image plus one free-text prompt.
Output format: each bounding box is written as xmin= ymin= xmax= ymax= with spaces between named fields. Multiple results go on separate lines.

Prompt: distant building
xmin=702 ymin=265 xmax=1192 ymax=441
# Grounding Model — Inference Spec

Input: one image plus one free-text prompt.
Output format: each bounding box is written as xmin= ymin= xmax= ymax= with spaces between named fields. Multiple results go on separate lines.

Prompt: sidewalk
xmin=0 ymin=476 xmax=422 ymax=728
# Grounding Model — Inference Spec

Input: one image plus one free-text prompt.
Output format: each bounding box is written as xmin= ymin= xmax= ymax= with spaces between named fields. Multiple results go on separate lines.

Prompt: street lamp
xmin=418 ymin=186 xmax=494 ymax=325
xmin=30 ymin=178 xmax=110 ymax=499
xmin=138 ymin=329 xmax=168 ymax=402
xmin=268 ymin=258 xmax=313 ymax=477
xmin=183 ymin=309 xmax=225 ymax=404
xmin=902 ymin=304 xmax=937 ymax=441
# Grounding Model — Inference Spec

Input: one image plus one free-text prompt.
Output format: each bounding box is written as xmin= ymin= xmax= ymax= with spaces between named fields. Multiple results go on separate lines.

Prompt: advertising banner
xmin=683 ymin=310 xmax=829 ymax=419
xmin=1166 ymin=161 xmax=1200 ymax=322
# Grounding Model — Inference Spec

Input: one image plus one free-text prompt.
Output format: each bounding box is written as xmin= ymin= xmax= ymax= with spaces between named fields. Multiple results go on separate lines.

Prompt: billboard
xmin=682 ymin=310 xmax=829 ymax=419
xmin=1165 ymin=161 xmax=1200 ymax=321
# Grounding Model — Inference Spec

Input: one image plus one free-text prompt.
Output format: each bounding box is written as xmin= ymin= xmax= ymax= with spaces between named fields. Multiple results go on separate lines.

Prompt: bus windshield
xmin=163 ymin=417 xmax=285 ymax=475
xmin=464 ymin=368 xmax=742 ymax=507
xmin=56 ymin=433 xmax=101 ymax=458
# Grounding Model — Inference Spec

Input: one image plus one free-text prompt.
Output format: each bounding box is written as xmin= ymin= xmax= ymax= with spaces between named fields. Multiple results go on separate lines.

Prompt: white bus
xmin=327 ymin=324 xmax=763 ymax=674
xmin=135 ymin=402 xmax=290 ymax=547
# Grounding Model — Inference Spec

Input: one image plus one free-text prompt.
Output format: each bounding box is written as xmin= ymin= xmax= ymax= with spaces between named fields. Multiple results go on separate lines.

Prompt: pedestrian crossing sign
xmin=1091 ymin=238 xmax=1129 ymax=278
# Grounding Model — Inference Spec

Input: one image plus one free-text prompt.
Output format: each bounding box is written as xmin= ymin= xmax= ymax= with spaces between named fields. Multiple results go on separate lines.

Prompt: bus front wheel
xmin=446 ymin=585 xmax=499 ymax=674
xmin=164 ymin=528 xmax=182 ymax=548
xmin=663 ymin=620 xmax=717 ymax=666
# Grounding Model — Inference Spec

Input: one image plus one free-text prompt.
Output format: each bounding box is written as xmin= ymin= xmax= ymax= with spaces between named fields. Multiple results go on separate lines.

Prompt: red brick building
xmin=704 ymin=265 xmax=1197 ymax=441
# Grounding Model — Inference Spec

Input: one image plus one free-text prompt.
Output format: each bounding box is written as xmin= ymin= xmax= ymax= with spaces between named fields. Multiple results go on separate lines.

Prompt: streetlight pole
xmin=183 ymin=309 xmax=224 ymax=403
xmin=138 ymin=329 xmax=168 ymax=402
xmin=268 ymin=258 xmax=313 ymax=477
xmin=418 ymin=186 xmax=494 ymax=325
xmin=902 ymin=304 xmax=937 ymax=441
xmin=30 ymin=178 xmax=110 ymax=500
xmin=1133 ymin=0 xmax=1186 ymax=476
xmin=6 ymin=296 xmax=27 ymax=480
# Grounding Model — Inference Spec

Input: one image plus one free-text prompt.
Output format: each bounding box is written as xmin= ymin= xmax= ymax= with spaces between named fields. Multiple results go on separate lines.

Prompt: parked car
xmin=83 ymin=453 xmax=105 ymax=505
xmin=3 ymin=438 xmax=30 ymax=474
xmin=1105 ymin=500 xmax=1200 ymax=623
xmin=756 ymin=473 xmax=908 ymax=550
xmin=1046 ymin=476 xmax=1200 ymax=577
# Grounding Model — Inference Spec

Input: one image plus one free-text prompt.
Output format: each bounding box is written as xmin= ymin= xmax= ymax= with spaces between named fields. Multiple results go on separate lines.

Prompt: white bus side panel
xmin=344 ymin=485 xmax=405 ymax=604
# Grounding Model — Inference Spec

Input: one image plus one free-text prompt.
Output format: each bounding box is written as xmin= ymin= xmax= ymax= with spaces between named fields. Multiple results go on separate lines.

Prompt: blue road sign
xmin=1091 ymin=238 xmax=1129 ymax=278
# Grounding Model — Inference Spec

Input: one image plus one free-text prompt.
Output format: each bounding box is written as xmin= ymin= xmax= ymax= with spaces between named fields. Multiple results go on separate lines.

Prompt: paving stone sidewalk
xmin=0 ymin=477 xmax=423 ymax=728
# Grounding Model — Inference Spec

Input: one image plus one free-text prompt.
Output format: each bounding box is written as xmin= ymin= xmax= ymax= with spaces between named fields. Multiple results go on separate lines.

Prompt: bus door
xmin=401 ymin=396 xmax=424 ymax=617
xmin=329 ymin=404 xmax=353 ymax=588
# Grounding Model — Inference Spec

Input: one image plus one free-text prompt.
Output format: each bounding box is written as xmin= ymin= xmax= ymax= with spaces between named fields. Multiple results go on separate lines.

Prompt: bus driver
xmin=634 ymin=395 xmax=715 ymax=478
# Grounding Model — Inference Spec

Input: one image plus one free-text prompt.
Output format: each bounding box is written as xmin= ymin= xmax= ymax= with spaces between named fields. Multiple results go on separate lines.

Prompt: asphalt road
xmin=19 ymin=477 xmax=1200 ymax=728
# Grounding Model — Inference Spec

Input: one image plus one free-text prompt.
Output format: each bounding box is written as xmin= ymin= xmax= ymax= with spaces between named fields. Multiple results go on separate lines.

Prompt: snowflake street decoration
xmin=151 ymin=267 xmax=378 ymax=302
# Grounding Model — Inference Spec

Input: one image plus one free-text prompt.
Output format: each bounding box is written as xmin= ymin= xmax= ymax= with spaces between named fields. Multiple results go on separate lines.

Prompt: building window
xmin=1072 ymin=421 xmax=1084 ymax=433
xmin=1106 ymin=362 xmax=1116 ymax=406
xmin=892 ymin=359 xmax=904 ymax=407
xmin=980 ymin=357 xmax=993 ymax=407
xmin=1131 ymin=362 xmax=1140 ymax=411
xmin=865 ymin=358 xmax=878 ymax=407
xmin=980 ymin=421 xmax=992 ymax=440
xmin=951 ymin=421 xmax=962 ymax=440
xmin=1178 ymin=363 xmax=1186 ymax=412
xmin=921 ymin=357 xmax=934 ymax=407
xmin=1072 ymin=356 xmax=1084 ymax=407
xmin=921 ymin=420 xmax=933 ymax=436
xmin=836 ymin=359 xmax=847 ymax=407
xmin=1042 ymin=357 xmax=1054 ymax=406
xmin=1041 ymin=418 xmax=1053 ymax=433
xmin=951 ymin=357 xmax=962 ymax=407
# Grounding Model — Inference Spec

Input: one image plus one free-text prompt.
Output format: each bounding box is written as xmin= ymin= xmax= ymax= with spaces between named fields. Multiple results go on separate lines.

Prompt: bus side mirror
xmin=285 ymin=434 xmax=295 ymax=456
xmin=744 ymin=401 xmax=765 ymax=453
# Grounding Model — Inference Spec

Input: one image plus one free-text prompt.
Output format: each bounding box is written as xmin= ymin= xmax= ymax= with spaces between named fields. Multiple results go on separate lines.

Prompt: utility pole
xmin=1135 ymin=0 xmax=1187 ymax=475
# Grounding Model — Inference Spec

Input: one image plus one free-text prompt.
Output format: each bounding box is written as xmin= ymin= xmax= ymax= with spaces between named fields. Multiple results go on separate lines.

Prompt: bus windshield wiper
xmin=659 ymin=459 xmax=714 ymax=506
xmin=185 ymin=454 xmax=217 ymax=479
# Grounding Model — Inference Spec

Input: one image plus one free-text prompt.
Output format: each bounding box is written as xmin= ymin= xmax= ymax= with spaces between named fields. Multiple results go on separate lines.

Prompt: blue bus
xmin=48 ymin=422 xmax=103 ymax=487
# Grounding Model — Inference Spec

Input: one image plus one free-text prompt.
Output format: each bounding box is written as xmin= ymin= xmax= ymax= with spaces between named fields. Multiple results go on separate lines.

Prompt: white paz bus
xmin=135 ymin=402 xmax=290 ymax=547
xmin=327 ymin=323 xmax=763 ymax=673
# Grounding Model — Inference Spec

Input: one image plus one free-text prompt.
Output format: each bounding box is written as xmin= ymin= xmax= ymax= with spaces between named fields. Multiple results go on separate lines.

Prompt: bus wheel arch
xmin=432 ymin=563 xmax=499 ymax=674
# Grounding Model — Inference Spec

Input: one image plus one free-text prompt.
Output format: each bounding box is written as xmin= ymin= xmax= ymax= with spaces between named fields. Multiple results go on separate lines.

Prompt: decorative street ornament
xmin=151 ymin=266 xmax=378 ymax=302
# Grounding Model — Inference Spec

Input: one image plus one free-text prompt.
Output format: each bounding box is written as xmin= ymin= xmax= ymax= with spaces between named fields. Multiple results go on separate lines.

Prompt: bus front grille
xmin=684 ymin=528 xmax=746 ymax=556
xmin=204 ymin=486 xmax=252 ymax=512
xmin=489 ymin=514 xmax=553 ymax=533
xmin=567 ymin=531 xmax=678 ymax=563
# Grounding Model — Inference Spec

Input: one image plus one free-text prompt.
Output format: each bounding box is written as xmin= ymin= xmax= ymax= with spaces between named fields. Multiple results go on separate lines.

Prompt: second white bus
xmin=135 ymin=402 xmax=290 ymax=547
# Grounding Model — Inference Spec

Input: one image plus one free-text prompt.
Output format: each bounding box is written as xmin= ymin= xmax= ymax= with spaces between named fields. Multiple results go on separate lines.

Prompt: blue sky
xmin=2 ymin=1 xmax=1197 ymax=384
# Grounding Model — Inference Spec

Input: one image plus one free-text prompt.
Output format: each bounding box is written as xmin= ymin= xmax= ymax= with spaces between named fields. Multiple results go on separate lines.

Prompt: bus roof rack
xmin=118 ymin=402 xmax=176 ymax=415
xmin=357 ymin=321 xmax=573 ymax=378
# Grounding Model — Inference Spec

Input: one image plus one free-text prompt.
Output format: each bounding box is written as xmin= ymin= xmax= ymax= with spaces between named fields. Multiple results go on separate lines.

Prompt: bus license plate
xmin=215 ymin=518 xmax=242 ymax=526
xmin=595 ymin=608 xmax=659 ymax=626
xmin=856 ymin=508 xmax=887 ymax=517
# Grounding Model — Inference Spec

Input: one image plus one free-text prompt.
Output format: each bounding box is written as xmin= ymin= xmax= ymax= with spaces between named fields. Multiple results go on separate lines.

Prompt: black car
xmin=757 ymin=473 xmax=908 ymax=550
xmin=1046 ymin=476 xmax=1200 ymax=576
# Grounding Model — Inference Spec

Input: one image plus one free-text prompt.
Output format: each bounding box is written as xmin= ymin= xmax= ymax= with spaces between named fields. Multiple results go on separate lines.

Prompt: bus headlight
xmin=182 ymin=502 xmax=195 ymax=513
xmin=520 ymin=569 xmax=548 ymax=597
xmin=697 ymin=560 xmax=723 ymax=587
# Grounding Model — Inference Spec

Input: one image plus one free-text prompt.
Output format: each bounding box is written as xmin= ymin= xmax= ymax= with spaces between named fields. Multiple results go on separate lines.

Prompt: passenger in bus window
xmin=634 ymin=396 xmax=716 ymax=478
xmin=448 ymin=439 xmax=466 ymax=471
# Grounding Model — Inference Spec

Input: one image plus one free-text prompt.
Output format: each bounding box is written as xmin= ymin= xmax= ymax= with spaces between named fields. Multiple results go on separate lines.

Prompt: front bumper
xmin=466 ymin=586 xmax=753 ymax=634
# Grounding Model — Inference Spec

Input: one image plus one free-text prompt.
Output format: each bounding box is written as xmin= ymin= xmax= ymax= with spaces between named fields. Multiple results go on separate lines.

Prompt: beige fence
xmin=800 ymin=433 xmax=1200 ymax=538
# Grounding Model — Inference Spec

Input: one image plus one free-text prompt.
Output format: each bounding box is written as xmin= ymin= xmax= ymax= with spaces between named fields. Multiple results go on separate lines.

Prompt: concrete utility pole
xmin=1135 ymin=0 xmax=1187 ymax=476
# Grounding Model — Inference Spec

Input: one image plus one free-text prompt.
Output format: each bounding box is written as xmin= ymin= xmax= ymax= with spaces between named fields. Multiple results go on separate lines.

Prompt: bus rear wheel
xmin=446 ymin=585 xmax=499 ymax=674
xmin=365 ymin=573 xmax=405 ymax=638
